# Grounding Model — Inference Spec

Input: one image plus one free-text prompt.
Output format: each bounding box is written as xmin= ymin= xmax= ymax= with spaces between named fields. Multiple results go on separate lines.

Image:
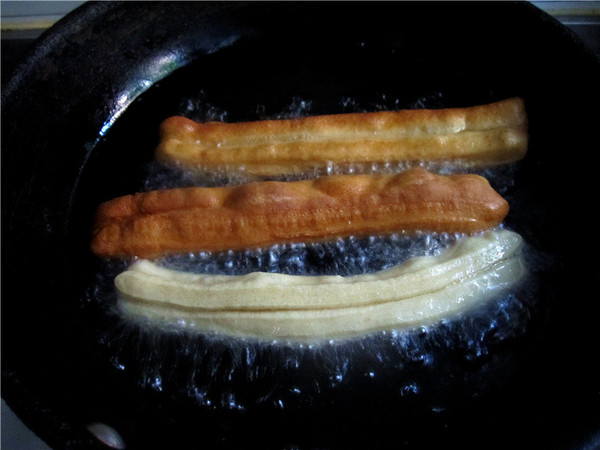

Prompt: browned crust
xmin=155 ymin=97 xmax=528 ymax=176
xmin=91 ymin=168 xmax=509 ymax=259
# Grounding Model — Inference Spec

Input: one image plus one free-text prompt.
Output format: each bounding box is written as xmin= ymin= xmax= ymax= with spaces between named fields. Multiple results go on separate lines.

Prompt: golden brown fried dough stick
xmin=91 ymin=168 xmax=509 ymax=259
xmin=156 ymin=97 xmax=528 ymax=176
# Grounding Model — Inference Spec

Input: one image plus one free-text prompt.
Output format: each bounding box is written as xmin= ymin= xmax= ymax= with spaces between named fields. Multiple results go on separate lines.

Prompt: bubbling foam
xmin=90 ymin=266 xmax=537 ymax=415
xmin=154 ymin=232 xmax=458 ymax=276
xmin=85 ymin=93 xmax=540 ymax=417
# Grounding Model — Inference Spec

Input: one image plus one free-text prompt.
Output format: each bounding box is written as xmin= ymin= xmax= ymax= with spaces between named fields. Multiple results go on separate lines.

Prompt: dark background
xmin=2 ymin=2 xmax=599 ymax=449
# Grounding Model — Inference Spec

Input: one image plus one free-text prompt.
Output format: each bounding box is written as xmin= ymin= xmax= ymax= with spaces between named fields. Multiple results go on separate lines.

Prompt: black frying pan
xmin=3 ymin=2 xmax=600 ymax=449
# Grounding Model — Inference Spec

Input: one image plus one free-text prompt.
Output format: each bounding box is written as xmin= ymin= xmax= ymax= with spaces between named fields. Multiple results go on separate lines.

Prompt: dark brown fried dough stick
xmin=91 ymin=168 xmax=509 ymax=259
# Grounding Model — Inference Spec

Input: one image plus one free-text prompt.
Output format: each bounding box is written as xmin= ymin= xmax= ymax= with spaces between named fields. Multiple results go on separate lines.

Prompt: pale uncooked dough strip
xmin=156 ymin=97 xmax=528 ymax=176
xmin=116 ymin=230 xmax=526 ymax=340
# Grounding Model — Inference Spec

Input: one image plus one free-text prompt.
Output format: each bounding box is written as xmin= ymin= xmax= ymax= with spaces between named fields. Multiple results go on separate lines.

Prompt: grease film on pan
xmin=86 ymin=91 xmax=546 ymax=419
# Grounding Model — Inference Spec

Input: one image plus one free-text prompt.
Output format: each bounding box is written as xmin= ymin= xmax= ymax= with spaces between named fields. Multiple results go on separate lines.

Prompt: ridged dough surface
xmin=116 ymin=230 xmax=526 ymax=340
xmin=91 ymin=168 xmax=509 ymax=259
xmin=156 ymin=97 xmax=528 ymax=176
